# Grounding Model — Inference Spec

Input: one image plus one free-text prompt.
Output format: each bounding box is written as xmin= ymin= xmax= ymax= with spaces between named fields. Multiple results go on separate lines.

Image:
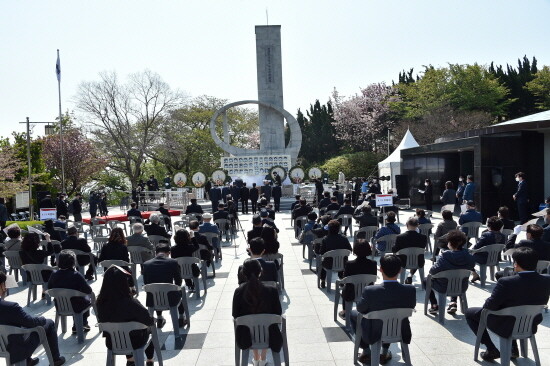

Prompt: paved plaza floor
xmin=6 ymin=203 xmax=550 ymax=365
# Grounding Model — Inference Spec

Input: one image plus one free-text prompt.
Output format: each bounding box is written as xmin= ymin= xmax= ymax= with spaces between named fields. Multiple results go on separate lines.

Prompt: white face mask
xmin=425 ymin=182 xmax=428 ymax=186
xmin=515 ymin=177 xmax=520 ymax=182
xmin=459 ymin=178 xmax=463 ymax=182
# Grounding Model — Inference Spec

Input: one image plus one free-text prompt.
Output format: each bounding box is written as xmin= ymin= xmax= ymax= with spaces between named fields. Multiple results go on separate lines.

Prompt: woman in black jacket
xmin=423 ymin=179 xmax=433 ymax=211
xmin=96 ymin=265 xmax=155 ymax=366
xmin=338 ymin=240 xmax=377 ymax=319
xmin=170 ymin=229 xmax=200 ymax=290
xmin=98 ymin=228 xmax=129 ymax=263
xmin=260 ymin=226 xmax=279 ymax=255
xmin=232 ymin=259 xmax=282 ymax=366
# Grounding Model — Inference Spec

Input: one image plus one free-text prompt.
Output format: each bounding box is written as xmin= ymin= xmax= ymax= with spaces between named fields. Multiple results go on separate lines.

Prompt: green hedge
xmin=320 ymin=151 xmax=384 ymax=180
xmin=6 ymin=221 xmax=44 ymax=231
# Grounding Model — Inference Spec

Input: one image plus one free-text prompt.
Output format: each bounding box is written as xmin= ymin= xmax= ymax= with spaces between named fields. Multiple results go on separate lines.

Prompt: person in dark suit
xmin=318 ymin=191 xmax=331 ymax=213
xmin=0 ymin=271 xmax=66 ymax=366
xmin=169 ymin=228 xmax=201 ymax=291
xmin=247 ymin=214 xmax=264 ymax=244
xmin=20 ymin=233 xmax=54 ymax=285
xmin=290 ymin=195 xmax=301 ymax=212
xmin=432 ymin=210 xmax=458 ymax=259
xmin=497 ymin=206 xmax=515 ymax=230
xmin=350 ymin=254 xmax=416 ymax=364
xmin=213 ymin=203 xmax=229 ymax=221
xmin=354 ymin=205 xmax=379 ymax=229
xmin=318 ymin=220 xmax=352 ymax=287
xmin=230 ymin=184 xmax=241 ymax=211
xmin=260 ymin=226 xmax=280 ymax=255
xmin=416 ymin=208 xmax=431 ymax=225
xmin=507 ymin=224 xmax=550 ymax=260
xmin=456 ymin=175 xmax=466 ymax=203
xmin=470 ymin=217 xmax=505 ymax=283
xmin=188 ymin=220 xmax=214 ymax=264
xmin=62 ymin=226 xmax=97 ymax=280
xmin=126 ymin=202 xmax=142 ymax=220
xmin=440 ymin=181 xmax=457 ymax=205
xmin=158 ymin=203 xmax=172 ymax=229
xmin=392 ymin=217 xmax=427 ymax=284
xmin=240 ymin=183 xmax=250 ymax=214
xmin=249 ymin=183 xmax=260 ymax=214
xmin=466 ymin=247 xmax=550 ymax=361
xmin=265 ymin=203 xmax=276 ymax=221
xmin=96 ymin=266 xmax=155 ymax=365
xmin=185 ymin=198 xmax=204 ymax=219
xmin=98 ymin=228 xmax=130 ymax=263
xmin=326 ymin=196 xmax=341 ymax=213
xmin=48 ymin=250 xmax=93 ymax=332
xmin=335 ymin=198 xmax=355 ymax=235
xmin=259 ymin=210 xmax=279 ymax=233
xmin=143 ymin=244 xmax=188 ymax=328
xmin=144 ymin=214 xmax=171 ymax=240
xmin=420 ymin=179 xmax=433 ymax=211
xmin=72 ymin=193 xmax=83 ymax=222
xmin=198 ymin=213 xmax=220 ymax=249
xmin=292 ymin=199 xmax=312 ymax=220
xmin=427 ymin=230 xmax=475 ymax=315
xmin=39 ymin=194 xmax=55 ymax=209
xmin=272 ymin=184 xmax=282 ymax=212
xmin=55 ymin=194 xmax=68 ymax=219
xmin=209 ymin=185 xmax=222 ymax=212
xmin=462 ymin=175 xmax=476 ymax=203
xmin=260 ymin=181 xmax=272 ymax=202
xmin=233 ymin=259 xmax=282 ymax=364
xmin=513 ymin=171 xmax=529 ymax=224
xmin=337 ymin=240 xmax=377 ymax=319
xmin=458 ymin=201 xmax=482 ymax=236
xmin=238 ymin=238 xmax=278 ymax=284
xmin=221 ymin=184 xmax=231 ymax=203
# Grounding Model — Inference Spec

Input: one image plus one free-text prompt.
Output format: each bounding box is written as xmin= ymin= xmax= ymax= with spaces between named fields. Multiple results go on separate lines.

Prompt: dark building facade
xmin=400 ymin=113 xmax=550 ymax=220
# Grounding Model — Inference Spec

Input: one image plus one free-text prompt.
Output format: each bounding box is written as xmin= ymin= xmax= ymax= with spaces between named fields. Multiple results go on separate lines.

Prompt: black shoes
xmin=471 ymin=273 xmax=481 ymax=283
xmin=320 ymin=280 xmax=326 ymax=289
xmin=53 ymin=356 xmax=66 ymax=366
xmin=480 ymin=349 xmax=500 ymax=361
xmin=178 ymin=317 xmax=188 ymax=327
xmin=71 ymin=325 xmax=91 ymax=334
xmin=27 ymin=357 xmax=39 ymax=366
xmin=404 ymin=277 xmax=413 ymax=285
xmin=156 ymin=318 xmax=166 ymax=329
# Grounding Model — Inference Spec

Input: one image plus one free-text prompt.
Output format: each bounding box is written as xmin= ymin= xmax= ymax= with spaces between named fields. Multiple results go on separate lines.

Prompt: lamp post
xmin=19 ymin=117 xmax=64 ymax=219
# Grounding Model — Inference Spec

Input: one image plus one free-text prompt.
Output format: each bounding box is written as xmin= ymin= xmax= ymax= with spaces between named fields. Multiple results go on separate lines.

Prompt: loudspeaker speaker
xmin=395 ymin=175 xmax=409 ymax=198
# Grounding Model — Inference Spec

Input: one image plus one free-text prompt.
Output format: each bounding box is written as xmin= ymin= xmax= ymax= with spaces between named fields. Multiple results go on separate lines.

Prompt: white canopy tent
xmin=378 ymin=129 xmax=419 ymax=193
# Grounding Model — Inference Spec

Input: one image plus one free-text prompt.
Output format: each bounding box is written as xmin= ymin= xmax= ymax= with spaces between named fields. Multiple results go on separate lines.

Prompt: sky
xmin=1 ymin=0 xmax=550 ymax=137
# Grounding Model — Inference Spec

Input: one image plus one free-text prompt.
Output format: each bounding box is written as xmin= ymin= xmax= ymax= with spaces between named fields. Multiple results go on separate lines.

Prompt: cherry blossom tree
xmin=331 ymin=83 xmax=400 ymax=153
xmin=0 ymin=145 xmax=27 ymax=198
xmin=42 ymin=128 xmax=107 ymax=195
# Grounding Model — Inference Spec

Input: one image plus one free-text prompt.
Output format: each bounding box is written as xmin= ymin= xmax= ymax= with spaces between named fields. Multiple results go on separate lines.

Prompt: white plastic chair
xmin=100 ymin=260 xmax=138 ymax=294
xmin=147 ymin=235 xmax=166 ymax=246
xmin=418 ymin=223 xmax=434 ymax=252
xmin=175 ymin=257 xmax=202 ymax=300
xmin=46 ymin=288 xmax=96 ymax=343
xmin=143 ymin=283 xmax=188 ymax=337
xmin=4 ymin=251 xmax=25 ymax=284
xmin=372 ymin=234 xmax=398 ymax=259
xmin=234 ymin=314 xmax=289 ymax=366
xmin=21 ymin=264 xmax=54 ymax=306
xmin=93 ymin=237 xmax=109 ymax=252
xmin=396 ymin=247 xmax=426 ymax=286
xmin=460 ymin=222 xmax=482 ymax=244
xmin=354 ymin=226 xmax=378 ymax=246
xmin=202 ymin=232 xmax=221 ymax=262
xmin=98 ymin=321 xmax=164 ymax=366
xmin=294 ymin=215 xmax=307 ymax=238
xmin=0 ymin=325 xmax=55 ymax=366
xmin=263 ymin=253 xmax=285 ymax=290
xmin=71 ymin=249 xmax=97 ymax=281
xmin=474 ymin=305 xmax=545 ymax=366
xmin=334 ymin=274 xmax=377 ymax=329
xmin=423 ymin=269 xmax=470 ymax=324
xmin=337 ymin=214 xmax=354 ymax=236
xmin=354 ymin=308 xmax=413 ymax=366
xmin=470 ymin=244 xmax=505 ymax=287
xmin=316 ymin=249 xmax=351 ymax=291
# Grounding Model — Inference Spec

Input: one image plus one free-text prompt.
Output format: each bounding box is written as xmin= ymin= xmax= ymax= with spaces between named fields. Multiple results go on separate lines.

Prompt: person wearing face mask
xmin=456 ymin=175 xmax=466 ymax=206
xmin=418 ymin=179 xmax=433 ymax=211
xmin=513 ymin=172 xmax=529 ymax=224
xmin=367 ymin=179 xmax=382 ymax=195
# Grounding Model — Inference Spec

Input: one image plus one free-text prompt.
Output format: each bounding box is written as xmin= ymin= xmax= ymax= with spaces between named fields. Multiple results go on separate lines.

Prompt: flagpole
xmin=57 ymin=49 xmax=65 ymax=193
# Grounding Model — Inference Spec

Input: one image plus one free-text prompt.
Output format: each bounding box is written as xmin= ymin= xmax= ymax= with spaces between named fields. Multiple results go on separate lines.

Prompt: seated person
xmin=506 ymin=224 xmax=550 ymax=261
xmin=170 ymin=229 xmax=200 ymax=291
xmin=350 ymin=254 xmax=416 ymax=364
xmin=213 ymin=203 xmax=229 ymax=222
xmin=292 ymin=199 xmax=312 ymax=220
xmin=373 ymin=211 xmax=401 ymax=254
xmin=290 ymin=195 xmax=301 ymax=212
xmin=336 ymin=198 xmax=355 ymax=235
xmin=62 ymin=226 xmax=97 ymax=280
xmin=237 ymin=238 xmax=278 ymax=284
xmin=1 ymin=226 xmax=22 ymax=267
xmin=392 ymin=217 xmax=427 ymax=284
xmin=126 ymin=202 xmax=142 ymax=220
xmin=96 ymin=266 xmax=155 ymax=365
xmin=158 ymin=203 xmax=172 ymax=229
xmin=318 ymin=191 xmax=331 ymax=213
xmin=20 ymin=232 xmax=54 ymax=286
xmin=470 ymin=216 xmax=505 ymax=283
xmin=247 ymin=214 xmax=264 ymax=244
xmin=312 ymin=215 xmax=331 ymax=242
xmin=432 ymin=210 xmax=458 ymax=259
xmin=53 ymin=216 xmax=68 ymax=241
xmin=189 ymin=220 xmax=214 ymax=264
xmin=48 ymin=250 xmax=93 ymax=333
xmin=0 ymin=271 xmax=65 ymax=366
xmin=233 ymin=259 xmax=282 ymax=366
xmin=260 ymin=226 xmax=280 ymax=255
xmin=126 ymin=223 xmax=154 ymax=262
xmin=265 ymin=204 xmax=276 ymax=220
xmin=260 ymin=210 xmax=279 ymax=233
xmin=303 ymin=212 xmax=319 ymax=233
xmin=416 ymin=209 xmax=431 ymax=225
xmin=44 ymin=219 xmax=62 ymax=242
xmin=465 ymin=247 xmax=550 ymax=361
xmin=185 ymin=198 xmax=204 ymax=221
xmin=354 ymin=205 xmax=378 ymax=229
xmin=98 ymin=228 xmax=130 ymax=263
xmin=144 ymin=244 xmax=188 ymax=327
xmin=427 ymin=230 xmax=475 ymax=315
xmin=497 ymin=206 xmax=515 ymax=230
xmin=458 ymin=201 xmax=482 ymax=236
xmin=325 ymin=197 xmax=340 ymax=213
xmin=144 ymin=214 xmax=171 ymax=240
xmin=337 ymin=240 xmax=377 ymax=319
xmin=318 ymin=220 xmax=352 ymax=288
xmin=542 ymin=209 xmax=550 ymax=242
xmin=198 ymin=213 xmax=220 ymax=248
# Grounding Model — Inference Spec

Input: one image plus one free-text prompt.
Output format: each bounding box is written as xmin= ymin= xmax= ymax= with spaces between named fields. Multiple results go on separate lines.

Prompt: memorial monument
xmin=210 ymin=25 xmax=302 ymax=183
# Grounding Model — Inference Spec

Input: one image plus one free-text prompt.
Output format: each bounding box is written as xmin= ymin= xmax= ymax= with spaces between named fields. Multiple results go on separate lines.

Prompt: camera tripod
xmin=230 ymin=213 xmax=249 ymax=259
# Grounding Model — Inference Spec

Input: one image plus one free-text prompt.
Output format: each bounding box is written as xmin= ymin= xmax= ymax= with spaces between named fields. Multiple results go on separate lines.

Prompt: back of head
xmin=486 ymin=216 xmax=503 ymax=231
xmin=467 ymin=200 xmax=476 ymax=209
xmin=362 ymin=205 xmax=372 ymax=215
xmin=67 ymin=226 xmax=78 ymax=236
xmin=307 ymin=212 xmax=318 ymax=221
xmin=150 ymin=214 xmax=160 ymax=224
xmin=497 ymin=206 xmax=509 ymax=219
xmin=442 ymin=210 xmax=453 ymax=221
xmin=58 ymin=250 xmax=77 ymax=270
xmin=327 ymin=219 xmax=341 ymax=235
xmin=445 ymin=181 xmax=453 ymax=189
xmin=7 ymin=226 xmax=21 ymax=239
xmin=320 ymin=215 xmax=331 ymax=226
xmin=446 ymin=230 xmax=467 ymax=250
xmin=241 ymin=258 xmax=264 ymax=312
xmin=98 ymin=265 xmax=132 ymax=305
xmin=344 ymin=198 xmax=351 ymax=205
xmin=380 ymin=254 xmax=402 ymax=278
xmin=406 ymin=217 xmax=419 ymax=228
xmin=299 ymin=199 xmax=306 ymax=206
xmin=467 ymin=175 xmax=474 ymax=182
xmin=191 ymin=198 xmax=197 ymax=204
xmin=132 ymin=222 xmax=144 ymax=234
xmin=189 ymin=220 xmax=199 ymax=231
xmin=324 ymin=191 xmax=330 ymax=198
xmin=131 ymin=202 xmax=137 ymax=208
xmin=330 ymin=197 xmax=337 ymax=203
xmin=249 ymin=237 xmax=265 ymax=255
xmin=386 ymin=211 xmax=396 ymax=224
xmin=295 ymin=195 xmax=301 ymax=200
xmin=21 ymin=232 xmax=40 ymax=251
xmin=353 ymin=239 xmax=372 ymax=258
xmin=156 ymin=244 xmax=171 ymax=254
xmin=109 ymin=228 xmax=126 ymax=245
xmin=44 ymin=219 xmax=54 ymax=229
xmin=415 ymin=209 xmax=425 ymax=218
xmin=252 ymin=214 xmax=261 ymax=226
xmin=512 ymin=246 xmax=538 ymax=271
xmin=174 ymin=229 xmax=191 ymax=246
xmin=260 ymin=226 xmax=276 ymax=242
xmin=527 ymin=224 xmax=543 ymax=240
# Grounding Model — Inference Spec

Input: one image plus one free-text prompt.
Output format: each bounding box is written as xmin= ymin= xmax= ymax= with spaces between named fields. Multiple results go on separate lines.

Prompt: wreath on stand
xmin=191 ymin=172 xmax=207 ymax=188
xmin=211 ymin=169 xmax=232 ymax=186
xmin=268 ymin=165 xmax=287 ymax=183
xmin=289 ymin=166 xmax=305 ymax=184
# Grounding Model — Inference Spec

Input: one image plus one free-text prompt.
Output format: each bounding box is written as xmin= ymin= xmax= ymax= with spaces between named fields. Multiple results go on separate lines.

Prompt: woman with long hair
xmin=20 ymin=232 xmax=54 ymax=293
xmin=170 ymin=229 xmax=200 ymax=291
xmin=98 ymin=227 xmax=129 ymax=263
xmin=260 ymin=226 xmax=279 ymax=255
xmin=232 ymin=259 xmax=282 ymax=366
xmin=96 ymin=265 xmax=155 ymax=366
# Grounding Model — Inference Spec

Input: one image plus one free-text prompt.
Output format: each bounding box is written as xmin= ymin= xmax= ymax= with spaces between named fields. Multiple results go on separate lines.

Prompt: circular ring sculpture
xmin=210 ymin=100 xmax=302 ymax=160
